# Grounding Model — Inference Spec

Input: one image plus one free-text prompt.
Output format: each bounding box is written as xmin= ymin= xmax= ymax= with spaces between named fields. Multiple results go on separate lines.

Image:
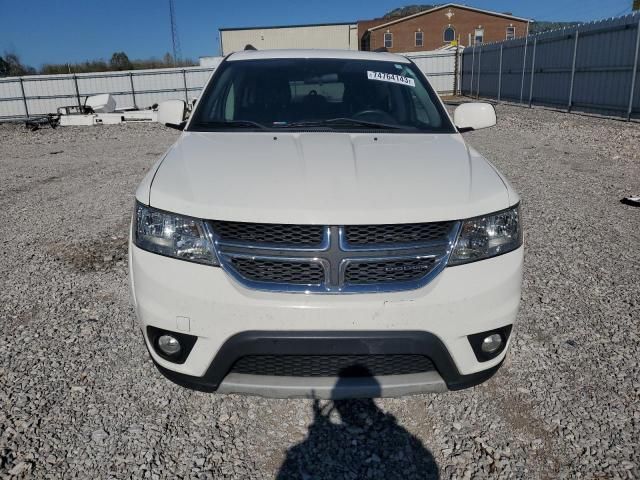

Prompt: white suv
xmin=129 ymin=49 xmax=523 ymax=398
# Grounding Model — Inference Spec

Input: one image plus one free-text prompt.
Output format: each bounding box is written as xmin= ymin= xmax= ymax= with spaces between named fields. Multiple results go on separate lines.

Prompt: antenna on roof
xmin=244 ymin=44 xmax=257 ymax=51
xmin=374 ymin=47 xmax=389 ymax=52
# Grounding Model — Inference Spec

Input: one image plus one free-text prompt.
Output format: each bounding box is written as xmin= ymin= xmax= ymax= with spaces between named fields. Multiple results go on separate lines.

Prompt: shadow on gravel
xmin=277 ymin=368 xmax=439 ymax=479
xmin=49 ymin=236 xmax=128 ymax=272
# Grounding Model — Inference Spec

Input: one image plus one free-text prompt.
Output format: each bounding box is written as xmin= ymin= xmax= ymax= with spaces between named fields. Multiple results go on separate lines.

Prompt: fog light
xmin=468 ymin=325 xmax=512 ymax=362
xmin=481 ymin=333 xmax=503 ymax=354
xmin=157 ymin=334 xmax=181 ymax=356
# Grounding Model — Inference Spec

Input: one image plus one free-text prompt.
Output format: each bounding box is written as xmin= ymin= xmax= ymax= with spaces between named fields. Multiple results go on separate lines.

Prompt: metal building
xmin=219 ymin=22 xmax=359 ymax=55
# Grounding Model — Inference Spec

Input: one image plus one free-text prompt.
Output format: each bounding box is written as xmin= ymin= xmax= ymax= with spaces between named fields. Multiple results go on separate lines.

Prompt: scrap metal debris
xmin=621 ymin=196 xmax=640 ymax=207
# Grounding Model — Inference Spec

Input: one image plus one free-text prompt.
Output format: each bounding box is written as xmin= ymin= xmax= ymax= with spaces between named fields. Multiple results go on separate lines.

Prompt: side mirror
xmin=158 ymin=100 xmax=187 ymax=129
xmin=454 ymin=103 xmax=496 ymax=132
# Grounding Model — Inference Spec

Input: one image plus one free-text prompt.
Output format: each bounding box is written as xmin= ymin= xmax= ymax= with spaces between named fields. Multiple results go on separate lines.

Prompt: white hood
xmin=144 ymin=131 xmax=512 ymax=224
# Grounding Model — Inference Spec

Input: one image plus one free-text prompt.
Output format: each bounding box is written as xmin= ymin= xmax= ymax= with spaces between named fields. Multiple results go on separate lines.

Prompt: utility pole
xmin=169 ymin=0 xmax=182 ymax=66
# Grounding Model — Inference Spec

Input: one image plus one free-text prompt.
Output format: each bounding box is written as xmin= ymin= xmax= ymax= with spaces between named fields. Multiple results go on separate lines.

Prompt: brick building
xmin=359 ymin=3 xmax=530 ymax=52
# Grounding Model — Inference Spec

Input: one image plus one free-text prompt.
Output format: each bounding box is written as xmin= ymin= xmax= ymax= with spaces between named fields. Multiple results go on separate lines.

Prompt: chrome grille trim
xmin=209 ymin=222 xmax=461 ymax=294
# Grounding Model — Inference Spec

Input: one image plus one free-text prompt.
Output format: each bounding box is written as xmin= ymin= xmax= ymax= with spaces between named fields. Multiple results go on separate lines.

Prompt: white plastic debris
xmin=86 ymin=94 xmax=116 ymax=113
xmin=157 ymin=100 xmax=186 ymax=126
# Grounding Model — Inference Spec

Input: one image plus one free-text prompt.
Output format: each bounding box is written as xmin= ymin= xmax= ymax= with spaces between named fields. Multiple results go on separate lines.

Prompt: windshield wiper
xmin=277 ymin=118 xmax=412 ymax=130
xmin=192 ymin=120 xmax=268 ymax=130
xmin=193 ymin=118 xmax=415 ymax=131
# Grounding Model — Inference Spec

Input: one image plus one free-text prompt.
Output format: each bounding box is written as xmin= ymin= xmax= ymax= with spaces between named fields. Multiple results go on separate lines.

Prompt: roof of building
xmin=367 ymin=3 xmax=532 ymax=32
xmin=226 ymin=49 xmax=410 ymax=63
xmin=220 ymin=22 xmax=356 ymax=32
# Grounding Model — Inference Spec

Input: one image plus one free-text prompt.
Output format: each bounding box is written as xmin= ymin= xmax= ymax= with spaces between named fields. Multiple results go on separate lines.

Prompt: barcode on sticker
xmin=367 ymin=71 xmax=415 ymax=87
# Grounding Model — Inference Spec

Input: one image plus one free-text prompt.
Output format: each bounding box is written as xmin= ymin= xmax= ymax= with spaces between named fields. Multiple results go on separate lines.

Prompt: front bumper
xmin=149 ymin=330 xmax=505 ymax=398
xmin=130 ymin=242 xmax=523 ymax=397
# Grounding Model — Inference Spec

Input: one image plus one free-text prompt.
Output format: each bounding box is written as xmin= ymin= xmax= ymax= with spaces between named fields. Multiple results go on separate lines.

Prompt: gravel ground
xmin=0 ymin=105 xmax=639 ymax=479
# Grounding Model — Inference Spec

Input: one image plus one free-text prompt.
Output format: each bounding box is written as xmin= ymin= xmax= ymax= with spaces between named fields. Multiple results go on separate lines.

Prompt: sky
xmin=0 ymin=0 xmax=636 ymax=68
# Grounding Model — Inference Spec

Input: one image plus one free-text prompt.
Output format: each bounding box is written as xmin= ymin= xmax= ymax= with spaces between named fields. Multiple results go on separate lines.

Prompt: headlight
xmin=134 ymin=202 xmax=219 ymax=266
xmin=448 ymin=204 xmax=522 ymax=266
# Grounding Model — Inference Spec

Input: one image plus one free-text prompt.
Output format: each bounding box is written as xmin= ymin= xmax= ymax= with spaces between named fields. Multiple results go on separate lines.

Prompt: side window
xmin=410 ymin=89 xmax=430 ymax=124
xmin=443 ymin=26 xmax=455 ymax=43
xmin=506 ymin=26 xmax=515 ymax=40
xmin=384 ymin=32 xmax=393 ymax=49
xmin=224 ymin=84 xmax=235 ymax=120
xmin=197 ymin=66 xmax=236 ymax=121
xmin=398 ymin=65 xmax=442 ymax=128
xmin=415 ymin=31 xmax=424 ymax=47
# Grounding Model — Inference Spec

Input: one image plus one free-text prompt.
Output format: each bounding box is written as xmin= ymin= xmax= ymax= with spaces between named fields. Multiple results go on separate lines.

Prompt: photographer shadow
xmin=277 ymin=367 xmax=440 ymax=479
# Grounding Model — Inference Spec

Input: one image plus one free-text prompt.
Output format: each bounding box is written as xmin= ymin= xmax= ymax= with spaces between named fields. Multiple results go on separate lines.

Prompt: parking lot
xmin=0 ymin=104 xmax=638 ymax=479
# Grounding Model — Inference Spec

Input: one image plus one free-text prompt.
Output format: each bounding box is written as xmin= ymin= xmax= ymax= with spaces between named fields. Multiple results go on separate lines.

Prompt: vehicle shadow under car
xmin=276 ymin=368 xmax=440 ymax=479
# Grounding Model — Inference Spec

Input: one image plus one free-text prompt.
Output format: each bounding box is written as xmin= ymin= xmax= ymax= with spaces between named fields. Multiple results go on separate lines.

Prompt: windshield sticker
xmin=367 ymin=71 xmax=415 ymax=87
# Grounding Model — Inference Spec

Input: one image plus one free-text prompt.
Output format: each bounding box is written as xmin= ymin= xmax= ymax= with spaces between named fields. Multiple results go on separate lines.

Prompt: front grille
xmin=212 ymin=222 xmax=458 ymax=293
xmin=211 ymin=221 xmax=324 ymax=246
xmin=345 ymin=222 xmax=453 ymax=245
xmin=230 ymin=354 xmax=435 ymax=377
xmin=230 ymin=257 xmax=324 ymax=285
xmin=345 ymin=257 xmax=437 ymax=284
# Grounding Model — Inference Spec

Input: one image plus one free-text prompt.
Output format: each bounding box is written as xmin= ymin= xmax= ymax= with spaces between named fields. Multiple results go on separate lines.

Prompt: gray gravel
xmin=1 ymin=105 xmax=639 ymax=479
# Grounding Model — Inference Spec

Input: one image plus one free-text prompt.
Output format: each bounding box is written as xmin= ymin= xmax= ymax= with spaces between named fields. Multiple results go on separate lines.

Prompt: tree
xmin=530 ymin=21 xmax=580 ymax=34
xmin=36 ymin=55 xmax=197 ymax=75
xmin=0 ymin=52 xmax=36 ymax=76
xmin=162 ymin=52 xmax=174 ymax=66
xmin=0 ymin=52 xmax=36 ymax=77
xmin=0 ymin=56 xmax=9 ymax=77
xmin=109 ymin=51 xmax=132 ymax=71
xmin=383 ymin=4 xmax=436 ymax=19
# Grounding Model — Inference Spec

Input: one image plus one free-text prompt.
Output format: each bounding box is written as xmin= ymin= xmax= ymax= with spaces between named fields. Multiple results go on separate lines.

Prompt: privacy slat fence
xmin=461 ymin=13 xmax=640 ymax=120
xmin=0 ymin=51 xmax=457 ymax=120
xmin=399 ymin=50 xmax=459 ymax=95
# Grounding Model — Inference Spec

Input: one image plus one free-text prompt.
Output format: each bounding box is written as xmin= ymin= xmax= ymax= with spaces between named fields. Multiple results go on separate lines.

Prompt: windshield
xmin=189 ymin=58 xmax=455 ymax=133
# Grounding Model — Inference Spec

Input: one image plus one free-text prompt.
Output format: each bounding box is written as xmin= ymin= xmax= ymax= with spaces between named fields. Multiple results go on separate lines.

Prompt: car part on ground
xmin=621 ymin=195 xmax=640 ymax=207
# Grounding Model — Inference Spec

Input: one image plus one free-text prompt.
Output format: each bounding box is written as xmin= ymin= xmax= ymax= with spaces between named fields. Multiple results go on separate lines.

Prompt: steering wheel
xmin=352 ymin=109 xmax=396 ymax=124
